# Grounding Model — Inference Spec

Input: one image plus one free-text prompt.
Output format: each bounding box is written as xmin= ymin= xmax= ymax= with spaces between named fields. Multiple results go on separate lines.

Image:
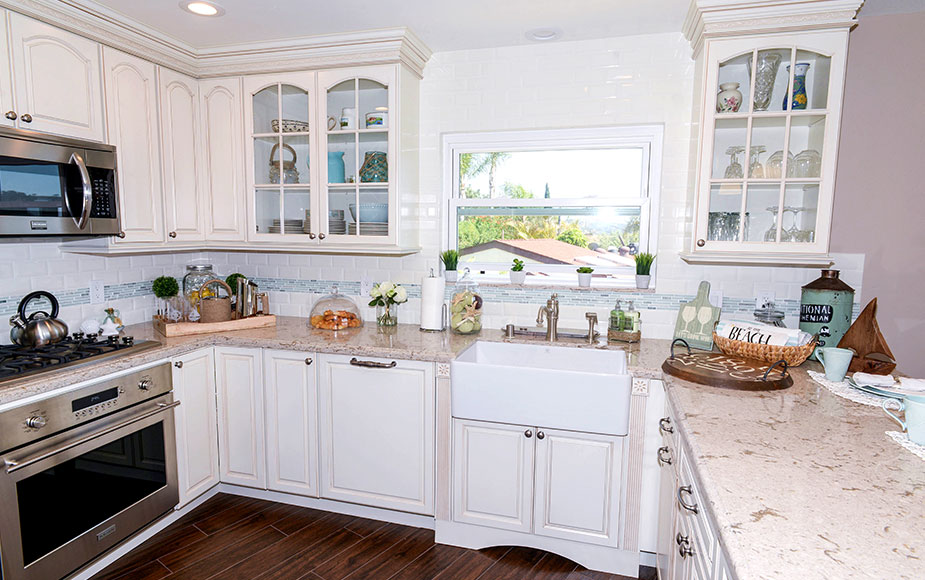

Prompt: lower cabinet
xmin=171 ymin=348 xmax=219 ymax=506
xmin=453 ymin=418 xmax=624 ymax=547
xmin=264 ymin=349 xmax=318 ymax=496
xmin=318 ymin=354 xmax=435 ymax=515
xmin=215 ymin=347 xmax=266 ymax=488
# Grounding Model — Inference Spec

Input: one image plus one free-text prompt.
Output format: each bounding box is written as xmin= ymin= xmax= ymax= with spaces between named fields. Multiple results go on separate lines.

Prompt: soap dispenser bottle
xmin=625 ymin=301 xmax=641 ymax=332
xmin=609 ymin=300 xmax=625 ymax=332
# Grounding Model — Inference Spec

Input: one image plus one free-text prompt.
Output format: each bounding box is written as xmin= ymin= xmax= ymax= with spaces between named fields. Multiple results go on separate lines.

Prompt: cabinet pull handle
xmin=4 ymin=111 xmax=16 ymax=120
xmin=20 ymin=113 xmax=32 ymax=123
xmin=169 ymin=231 xmax=177 ymax=238
xmin=349 ymin=357 xmax=396 ymax=369
xmin=536 ymin=431 xmax=545 ymax=440
xmin=524 ymin=429 xmax=533 ymax=438
xmin=305 ymin=357 xmax=313 ymax=365
xmin=657 ymin=446 xmax=672 ymax=466
xmin=174 ymin=361 xmax=183 ymax=369
xmin=658 ymin=417 xmax=674 ymax=435
xmin=678 ymin=485 xmax=699 ymax=514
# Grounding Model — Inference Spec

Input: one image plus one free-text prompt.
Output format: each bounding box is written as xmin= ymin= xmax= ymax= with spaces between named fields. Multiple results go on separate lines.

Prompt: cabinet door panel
xmin=172 ymin=348 xmax=219 ymax=506
xmin=264 ymin=350 xmax=318 ymax=496
xmin=200 ymin=77 xmax=246 ymax=241
xmin=159 ymin=67 xmax=204 ymax=241
xmin=215 ymin=347 xmax=265 ymax=488
xmin=102 ymin=47 xmax=163 ymax=243
xmin=452 ymin=419 xmax=534 ymax=533
xmin=8 ymin=13 xmax=104 ymax=141
xmin=318 ymin=354 xmax=434 ymax=514
xmin=533 ymin=428 xmax=624 ymax=546
xmin=0 ymin=11 xmax=13 ymax=128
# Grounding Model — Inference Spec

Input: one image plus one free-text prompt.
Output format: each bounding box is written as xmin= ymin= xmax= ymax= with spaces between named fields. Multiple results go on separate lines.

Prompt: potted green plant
xmin=509 ymin=258 xmax=526 ymax=284
xmin=576 ymin=266 xmax=594 ymax=288
xmin=152 ymin=276 xmax=179 ymax=319
xmin=440 ymin=250 xmax=459 ymax=283
xmin=634 ymin=252 xmax=655 ymax=289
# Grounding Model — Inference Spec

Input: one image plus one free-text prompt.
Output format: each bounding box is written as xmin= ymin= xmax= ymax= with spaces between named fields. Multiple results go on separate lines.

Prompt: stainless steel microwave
xmin=0 ymin=126 xmax=120 ymax=236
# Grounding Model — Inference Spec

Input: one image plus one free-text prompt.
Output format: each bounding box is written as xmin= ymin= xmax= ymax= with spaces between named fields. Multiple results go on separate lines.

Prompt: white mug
xmin=882 ymin=397 xmax=925 ymax=446
xmin=340 ymin=107 xmax=357 ymax=130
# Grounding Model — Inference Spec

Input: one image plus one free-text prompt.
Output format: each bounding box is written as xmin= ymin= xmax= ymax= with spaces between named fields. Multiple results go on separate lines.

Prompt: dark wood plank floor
xmin=91 ymin=494 xmax=657 ymax=580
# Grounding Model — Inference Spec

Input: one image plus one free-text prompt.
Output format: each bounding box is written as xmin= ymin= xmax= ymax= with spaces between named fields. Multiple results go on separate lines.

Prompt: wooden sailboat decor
xmin=837 ymin=298 xmax=896 ymax=375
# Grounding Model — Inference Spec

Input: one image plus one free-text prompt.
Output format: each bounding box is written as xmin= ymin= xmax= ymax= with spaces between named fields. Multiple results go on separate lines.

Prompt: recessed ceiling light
xmin=179 ymin=1 xmax=225 ymax=17
xmin=525 ymin=28 xmax=562 ymax=42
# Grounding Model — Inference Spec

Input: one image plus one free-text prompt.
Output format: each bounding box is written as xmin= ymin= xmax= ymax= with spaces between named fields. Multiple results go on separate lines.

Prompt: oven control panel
xmin=72 ymin=385 xmax=124 ymax=419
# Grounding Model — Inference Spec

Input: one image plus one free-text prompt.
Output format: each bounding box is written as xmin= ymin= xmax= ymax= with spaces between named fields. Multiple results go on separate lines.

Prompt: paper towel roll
xmin=420 ymin=276 xmax=446 ymax=330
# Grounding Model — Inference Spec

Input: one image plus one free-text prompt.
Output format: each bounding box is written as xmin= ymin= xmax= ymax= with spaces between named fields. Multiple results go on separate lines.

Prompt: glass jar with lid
xmin=310 ymin=287 xmax=363 ymax=330
xmin=182 ymin=264 xmax=217 ymax=311
xmin=754 ymin=301 xmax=786 ymax=327
xmin=450 ymin=269 xmax=483 ymax=334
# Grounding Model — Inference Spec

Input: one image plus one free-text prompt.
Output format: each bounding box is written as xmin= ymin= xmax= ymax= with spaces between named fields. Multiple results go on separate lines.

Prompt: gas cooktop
xmin=0 ymin=334 xmax=161 ymax=384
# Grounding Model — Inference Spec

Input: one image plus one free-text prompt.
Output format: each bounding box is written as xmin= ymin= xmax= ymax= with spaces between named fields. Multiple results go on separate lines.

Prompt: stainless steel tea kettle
xmin=9 ymin=291 xmax=69 ymax=347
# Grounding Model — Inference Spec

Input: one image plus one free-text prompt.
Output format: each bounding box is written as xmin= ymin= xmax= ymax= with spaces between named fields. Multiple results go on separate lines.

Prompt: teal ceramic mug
xmin=814 ymin=347 xmax=854 ymax=382
xmin=882 ymin=396 xmax=925 ymax=446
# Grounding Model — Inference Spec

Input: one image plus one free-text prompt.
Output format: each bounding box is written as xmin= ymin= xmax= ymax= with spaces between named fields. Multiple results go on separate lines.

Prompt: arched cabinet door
xmin=102 ymin=47 xmax=164 ymax=243
xmin=317 ymin=66 xmax=398 ymax=246
xmin=200 ymin=78 xmax=247 ymax=241
xmin=243 ymin=73 xmax=316 ymax=243
xmin=8 ymin=13 xmax=104 ymax=141
xmin=160 ymin=68 xmax=205 ymax=242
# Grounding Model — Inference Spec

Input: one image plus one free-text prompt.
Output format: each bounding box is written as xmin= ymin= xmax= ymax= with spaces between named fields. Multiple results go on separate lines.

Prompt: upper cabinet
xmin=102 ymin=47 xmax=164 ymax=243
xmin=200 ymin=77 xmax=247 ymax=242
xmin=0 ymin=11 xmax=14 ymax=129
xmin=7 ymin=13 xmax=105 ymax=141
xmin=682 ymin=1 xmax=861 ymax=266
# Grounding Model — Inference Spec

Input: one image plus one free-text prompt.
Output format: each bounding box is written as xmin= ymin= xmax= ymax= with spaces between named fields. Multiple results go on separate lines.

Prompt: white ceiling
xmin=78 ymin=0 xmax=691 ymax=53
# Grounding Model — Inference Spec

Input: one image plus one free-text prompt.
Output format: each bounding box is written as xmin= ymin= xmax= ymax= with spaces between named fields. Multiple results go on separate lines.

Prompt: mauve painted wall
xmin=831 ymin=12 xmax=925 ymax=376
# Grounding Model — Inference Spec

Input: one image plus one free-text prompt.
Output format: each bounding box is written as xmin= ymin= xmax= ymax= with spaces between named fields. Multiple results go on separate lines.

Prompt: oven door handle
xmin=4 ymin=400 xmax=180 ymax=475
xmin=67 ymin=152 xmax=93 ymax=230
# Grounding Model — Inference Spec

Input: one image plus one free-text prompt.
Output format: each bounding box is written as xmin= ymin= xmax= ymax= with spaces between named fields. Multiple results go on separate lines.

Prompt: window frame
xmin=442 ymin=125 xmax=663 ymax=283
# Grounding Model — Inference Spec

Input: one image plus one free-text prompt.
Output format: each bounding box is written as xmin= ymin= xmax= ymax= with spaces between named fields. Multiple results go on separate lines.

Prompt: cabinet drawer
xmin=679 ymin=449 xmax=716 ymax=568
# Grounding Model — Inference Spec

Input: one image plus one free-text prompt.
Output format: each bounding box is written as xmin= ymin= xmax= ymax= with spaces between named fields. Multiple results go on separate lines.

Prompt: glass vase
xmin=376 ymin=302 xmax=399 ymax=326
xmin=748 ymin=52 xmax=781 ymax=111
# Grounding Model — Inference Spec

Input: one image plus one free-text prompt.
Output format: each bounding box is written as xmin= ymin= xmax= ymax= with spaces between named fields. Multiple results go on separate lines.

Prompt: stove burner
xmin=0 ymin=336 xmax=155 ymax=383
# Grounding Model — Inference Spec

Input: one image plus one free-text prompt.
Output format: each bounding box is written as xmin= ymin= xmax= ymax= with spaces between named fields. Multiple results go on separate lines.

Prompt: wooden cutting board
xmin=662 ymin=349 xmax=793 ymax=390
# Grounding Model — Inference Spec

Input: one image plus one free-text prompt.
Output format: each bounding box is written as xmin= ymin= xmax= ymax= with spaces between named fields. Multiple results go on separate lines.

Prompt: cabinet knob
xmin=658 ymin=417 xmax=674 ymax=435
xmin=308 ymin=233 xmax=316 ymax=239
xmin=4 ymin=111 xmax=16 ymax=120
xmin=696 ymin=239 xmax=706 ymax=247
xmin=20 ymin=113 xmax=32 ymax=123
xmin=318 ymin=233 xmax=326 ymax=240
xmin=536 ymin=431 xmax=545 ymax=440
xmin=174 ymin=361 xmax=183 ymax=369
xmin=524 ymin=429 xmax=533 ymax=438
xmin=305 ymin=357 xmax=313 ymax=365
xmin=169 ymin=231 xmax=177 ymax=238
xmin=676 ymin=532 xmax=688 ymax=546
xmin=678 ymin=538 xmax=694 ymax=559
xmin=117 ymin=231 xmax=126 ymax=239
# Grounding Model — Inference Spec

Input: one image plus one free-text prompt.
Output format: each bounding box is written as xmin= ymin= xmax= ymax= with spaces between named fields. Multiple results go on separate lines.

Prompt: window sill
xmin=471 ymin=280 xmax=656 ymax=293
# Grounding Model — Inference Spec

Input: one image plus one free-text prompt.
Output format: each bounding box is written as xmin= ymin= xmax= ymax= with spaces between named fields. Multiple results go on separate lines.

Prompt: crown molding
xmin=683 ymin=0 xmax=864 ymax=55
xmin=0 ymin=0 xmax=432 ymax=78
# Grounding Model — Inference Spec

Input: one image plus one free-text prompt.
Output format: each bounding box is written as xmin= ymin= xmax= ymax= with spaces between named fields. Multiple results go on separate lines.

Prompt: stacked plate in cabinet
xmin=328 ymin=210 xmax=346 ymax=235
xmin=347 ymin=222 xmax=388 ymax=236
xmin=268 ymin=219 xmax=306 ymax=234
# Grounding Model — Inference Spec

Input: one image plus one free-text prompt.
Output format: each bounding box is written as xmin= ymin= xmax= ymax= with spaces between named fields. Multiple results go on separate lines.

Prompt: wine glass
xmin=748 ymin=146 xmax=766 ymax=178
xmin=764 ymin=206 xmax=780 ymax=242
xmin=724 ymin=146 xmax=745 ymax=179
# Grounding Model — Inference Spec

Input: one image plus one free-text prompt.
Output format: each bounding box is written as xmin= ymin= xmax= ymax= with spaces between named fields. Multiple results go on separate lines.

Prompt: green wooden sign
xmin=673 ymin=281 xmax=722 ymax=351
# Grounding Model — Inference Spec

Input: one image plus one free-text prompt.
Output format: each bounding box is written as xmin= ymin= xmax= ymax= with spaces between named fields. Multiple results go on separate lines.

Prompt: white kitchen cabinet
xmin=452 ymin=419 xmax=534 ymax=533
xmin=264 ymin=349 xmax=318 ymax=496
xmin=102 ymin=47 xmax=164 ymax=243
xmin=171 ymin=348 xmax=219 ymax=507
xmin=318 ymin=354 xmax=434 ymax=514
xmin=7 ymin=12 xmax=104 ymax=141
xmin=159 ymin=67 xmax=205 ymax=242
xmin=533 ymin=427 xmax=623 ymax=546
xmin=215 ymin=347 xmax=266 ymax=488
xmin=200 ymin=77 xmax=247 ymax=241
xmin=0 ymin=11 xmax=13 ymax=128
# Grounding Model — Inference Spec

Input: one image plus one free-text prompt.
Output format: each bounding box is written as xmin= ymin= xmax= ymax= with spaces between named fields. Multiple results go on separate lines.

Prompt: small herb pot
xmin=635 ymin=274 xmax=651 ymax=289
xmin=510 ymin=270 xmax=526 ymax=285
xmin=445 ymin=270 xmax=458 ymax=283
xmin=578 ymin=273 xmax=592 ymax=288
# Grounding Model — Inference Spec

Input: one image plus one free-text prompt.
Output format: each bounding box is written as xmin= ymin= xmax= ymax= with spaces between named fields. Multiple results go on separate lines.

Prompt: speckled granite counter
xmin=0 ymin=318 xmax=919 ymax=579
xmin=664 ymin=369 xmax=923 ymax=580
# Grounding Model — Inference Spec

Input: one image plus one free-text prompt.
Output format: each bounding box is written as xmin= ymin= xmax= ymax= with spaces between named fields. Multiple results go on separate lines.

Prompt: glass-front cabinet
xmin=244 ymin=65 xmax=408 ymax=250
xmin=687 ymin=31 xmax=849 ymax=264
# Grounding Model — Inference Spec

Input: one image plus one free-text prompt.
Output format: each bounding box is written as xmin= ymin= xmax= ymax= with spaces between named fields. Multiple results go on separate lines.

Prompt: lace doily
xmin=808 ymin=370 xmax=884 ymax=407
xmin=886 ymin=431 xmax=925 ymax=461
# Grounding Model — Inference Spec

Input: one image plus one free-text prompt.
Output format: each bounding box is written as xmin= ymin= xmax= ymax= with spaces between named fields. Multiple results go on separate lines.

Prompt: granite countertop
xmin=664 ymin=367 xmax=923 ymax=580
xmin=0 ymin=317 xmax=919 ymax=579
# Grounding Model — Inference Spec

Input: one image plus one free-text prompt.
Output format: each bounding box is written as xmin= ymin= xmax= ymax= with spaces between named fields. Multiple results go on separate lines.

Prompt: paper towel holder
xmin=420 ymin=303 xmax=447 ymax=332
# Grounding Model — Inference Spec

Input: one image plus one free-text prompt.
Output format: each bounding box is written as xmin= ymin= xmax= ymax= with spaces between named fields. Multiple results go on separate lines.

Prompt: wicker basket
xmin=713 ymin=333 xmax=817 ymax=366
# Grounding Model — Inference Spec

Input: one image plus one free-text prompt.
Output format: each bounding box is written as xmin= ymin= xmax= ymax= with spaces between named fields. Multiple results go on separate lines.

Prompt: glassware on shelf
xmin=764 ymin=206 xmax=780 ymax=241
xmin=724 ymin=146 xmax=745 ymax=179
xmin=268 ymin=143 xmax=300 ymax=184
xmin=748 ymin=146 xmax=766 ymax=178
xmin=747 ymin=52 xmax=782 ymax=111
xmin=766 ymin=150 xmax=793 ymax=179
xmin=708 ymin=211 xmax=749 ymax=241
xmin=791 ymin=149 xmax=822 ymax=178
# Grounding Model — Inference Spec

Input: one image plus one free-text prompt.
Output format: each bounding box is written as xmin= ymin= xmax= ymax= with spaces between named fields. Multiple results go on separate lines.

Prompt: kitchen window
xmin=444 ymin=126 xmax=663 ymax=286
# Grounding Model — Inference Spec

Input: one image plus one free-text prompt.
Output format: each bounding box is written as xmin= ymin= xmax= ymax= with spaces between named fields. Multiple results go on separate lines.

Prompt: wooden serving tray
xmin=662 ymin=340 xmax=792 ymax=391
xmin=153 ymin=314 xmax=276 ymax=337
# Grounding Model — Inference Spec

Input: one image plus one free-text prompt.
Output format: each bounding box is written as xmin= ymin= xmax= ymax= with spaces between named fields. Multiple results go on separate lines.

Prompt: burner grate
xmin=0 ymin=335 xmax=156 ymax=384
